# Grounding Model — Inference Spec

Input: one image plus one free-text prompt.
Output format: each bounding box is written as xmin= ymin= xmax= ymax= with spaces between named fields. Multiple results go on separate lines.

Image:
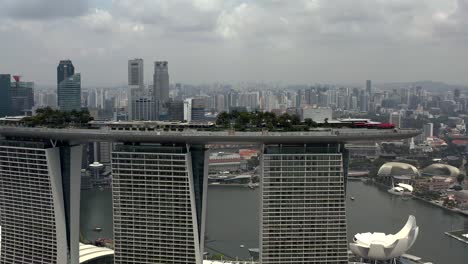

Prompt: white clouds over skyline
xmin=0 ymin=0 xmax=467 ymax=86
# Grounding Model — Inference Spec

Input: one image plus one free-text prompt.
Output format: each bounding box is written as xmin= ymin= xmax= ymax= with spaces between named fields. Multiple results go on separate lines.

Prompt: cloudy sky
xmin=0 ymin=0 xmax=467 ymax=86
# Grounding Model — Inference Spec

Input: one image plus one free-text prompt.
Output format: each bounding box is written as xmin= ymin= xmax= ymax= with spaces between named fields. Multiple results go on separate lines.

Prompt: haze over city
xmin=3 ymin=1 xmax=468 ymax=264
xmin=1 ymin=0 xmax=468 ymax=86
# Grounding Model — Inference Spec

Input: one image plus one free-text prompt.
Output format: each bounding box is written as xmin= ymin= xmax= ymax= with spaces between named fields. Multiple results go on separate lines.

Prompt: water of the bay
xmin=80 ymin=181 xmax=468 ymax=263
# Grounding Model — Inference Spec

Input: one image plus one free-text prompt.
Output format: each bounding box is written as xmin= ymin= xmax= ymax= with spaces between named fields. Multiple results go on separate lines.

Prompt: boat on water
xmin=350 ymin=196 xmax=355 ymax=201
xmin=247 ymin=182 xmax=259 ymax=189
xmin=388 ymin=183 xmax=414 ymax=196
xmin=93 ymin=227 xmax=102 ymax=232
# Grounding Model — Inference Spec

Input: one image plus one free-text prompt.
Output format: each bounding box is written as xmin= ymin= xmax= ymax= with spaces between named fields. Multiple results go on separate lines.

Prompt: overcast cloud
xmin=0 ymin=0 xmax=467 ymax=86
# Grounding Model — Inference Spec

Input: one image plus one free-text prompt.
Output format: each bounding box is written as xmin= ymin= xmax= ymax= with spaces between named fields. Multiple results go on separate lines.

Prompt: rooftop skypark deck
xmin=0 ymin=125 xmax=420 ymax=144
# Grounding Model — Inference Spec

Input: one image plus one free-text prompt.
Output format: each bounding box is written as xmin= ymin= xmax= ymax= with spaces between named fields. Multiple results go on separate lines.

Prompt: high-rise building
xmin=153 ymin=61 xmax=170 ymax=118
xmin=128 ymin=88 xmax=156 ymax=121
xmin=390 ymin=112 xmax=402 ymax=128
xmin=130 ymin=95 xmax=156 ymax=121
xmin=366 ymin=80 xmax=372 ymax=96
xmin=128 ymin=59 xmax=144 ymax=88
xmin=0 ymin=74 xmax=11 ymax=117
xmin=184 ymin=99 xmax=192 ymax=122
xmin=0 ymin=139 xmax=82 ymax=264
xmin=0 ymin=125 xmax=419 ymax=264
xmin=111 ymin=143 xmax=208 ymax=264
xmin=10 ymin=78 xmax=34 ymax=116
xmin=58 ymin=73 xmax=81 ymax=111
xmin=423 ymin=123 xmax=434 ymax=139
xmin=260 ymin=144 xmax=348 ymax=264
xmin=57 ymin=60 xmax=75 ymax=86
xmin=168 ymin=99 xmax=185 ymax=121
xmin=359 ymin=90 xmax=368 ymax=112
xmin=191 ymin=97 xmax=208 ymax=121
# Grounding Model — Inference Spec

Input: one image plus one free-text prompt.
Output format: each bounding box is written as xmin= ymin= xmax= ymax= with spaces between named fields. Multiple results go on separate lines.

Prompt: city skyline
xmin=1 ymin=0 xmax=467 ymax=86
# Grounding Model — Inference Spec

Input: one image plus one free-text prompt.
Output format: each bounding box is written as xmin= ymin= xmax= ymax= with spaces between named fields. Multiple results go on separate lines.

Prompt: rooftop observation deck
xmin=0 ymin=126 xmax=420 ymax=144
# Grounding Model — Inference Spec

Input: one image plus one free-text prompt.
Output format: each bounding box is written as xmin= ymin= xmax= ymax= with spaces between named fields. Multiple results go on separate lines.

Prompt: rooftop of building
xmin=0 ymin=125 xmax=420 ymax=144
xmin=422 ymin=163 xmax=460 ymax=177
xmin=377 ymin=162 xmax=420 ymax=177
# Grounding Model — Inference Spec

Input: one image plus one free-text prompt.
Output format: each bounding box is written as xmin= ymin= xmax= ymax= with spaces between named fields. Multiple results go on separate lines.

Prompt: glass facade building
xmin=58 ymin=73 xmax=81 ymax=111
xmin=260 ymin=144 xmax=348 ymax=264
xmin=10 ymin=81 xmax=34 ymax=115
xmin=0 ymin=74 xmax=11 ymax=117
xmin=57 ymin=60 xmax=75 ymax=85
xmin=111 ymin=143 xmax=207 ymax=264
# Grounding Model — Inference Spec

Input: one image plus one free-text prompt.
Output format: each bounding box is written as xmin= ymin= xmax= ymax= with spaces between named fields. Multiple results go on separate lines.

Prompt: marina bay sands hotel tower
xmin=0 ymin=122 xmax=419 ymax=264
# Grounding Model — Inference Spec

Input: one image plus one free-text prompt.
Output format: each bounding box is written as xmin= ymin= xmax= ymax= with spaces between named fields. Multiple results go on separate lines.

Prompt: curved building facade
xmin=79 ymin=243 xmax=113 ymax=264
xmin=422 ymin=164 xmax=460 ymax=177
xmin=377 ymin=162 xmax=419 ymax=178
xmin=349 ymin=215 xmax=419 ymax=261
xmin=0 ymin=140 xmax=82 ymax=264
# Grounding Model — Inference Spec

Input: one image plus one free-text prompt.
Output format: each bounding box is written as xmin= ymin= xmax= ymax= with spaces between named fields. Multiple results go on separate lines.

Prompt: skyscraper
xmin=0 ymin=125 xmax=419 ymax=264
xmin=129 ymin=89 xmax=157 ymax=121
xmin=390 ymin=112 xmax=402 ymax=128
xmin=423 ymin=123 xmax=434 ymax=139
xmin=260 ymin=143 xmax=348 ymax=264
xmin=168 ymin=99 xmax=185 ymax=121
xmin=153 ymin=61 xmax=170 ymax=118
xmin=58 ymin=73 xmax=81 ymax=111
xmin=0 ymin=74 xmax=11 ymax=117
xmin=10 ymin=78 xmax=34 ymax=116
xmin=0 ymin=139 xmax=83 ymax=264
xmin=112 ymin=143 xmax=208 ymax=264
xmin=57 ymin=60 xmax=75 ymax=85
xmin=366 ymin=80 xmax=372 ymax=96
xmin=128 ymin=58 xmax=144 ymax=88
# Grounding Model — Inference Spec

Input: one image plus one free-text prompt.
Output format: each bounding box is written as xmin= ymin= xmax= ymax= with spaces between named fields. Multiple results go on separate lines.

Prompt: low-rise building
xmin=415 ymin=176 xmax=454 ymax=192
xmin=449 ymin=190 xmax=468 ymax=210
xmin=209 ymin=152 xmax=243 ymax=173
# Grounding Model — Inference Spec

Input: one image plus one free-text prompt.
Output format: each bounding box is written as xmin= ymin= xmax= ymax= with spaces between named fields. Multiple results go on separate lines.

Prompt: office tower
xmin=184 ymin=99 xmax=192 ymax=122
xmin=351 ymin=96 xmax=358 ymax=111
xmin=128 ymin=58 xmax=144 ymax=88
xmin=304 ymin=89 xmax=311 ymax=105
xmin=0 ymin=74 xmax=11 ymax=117
xmin=226 ymin=91 xmax=239 ymax=111
xmin=454 ymin=89 xmax=461 ymax=101
xmin=359 ymin=90 xmax=368 ymax=112
xmin=58 ymin=73 xmax=82 ymax=111
xmin=296 ymin=90 xmax=303 ymax=108
xmin=214 ymin=94 xmax=225 ymax=112
xmin=366 ymin=80 xmax=372 ymax=96
xmin=87 ymin=89 xmax=97 ymax=108
xmin=129 ymin=88 xmax=156 ymax=121
xmin=260 ymin=144 xmax=348 ymax=264
xmin=10 ymin=78 xmax=34 ymax=116
xmin=318 ymin=92 xmax=329 ymax=107
xmin=153 ymin=61 xmax=170 ymax=117
xmin=57 ymin=60 xmax=75 ymax=85
xmin=423 ymin=123 xmax=434 ymax=139
xmin=111 ymin=143 xmax=208 ymax=264
xmin=168 ymin=99 xmax=185 ymax=121
xmin=390 ymin=112 xmax=402 ymax=128
xmin=0 ymin=140 xmax=82 ymax=264
xmin=191 ymin=97 xmax=208 ymax=121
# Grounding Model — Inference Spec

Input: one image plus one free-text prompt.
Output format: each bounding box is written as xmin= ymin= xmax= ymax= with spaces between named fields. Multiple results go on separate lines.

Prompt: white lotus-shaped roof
xmin=349 ymin=215 xmax=419 ymax=260
xmin=377 ymin=162 xmax=419 ymax=177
